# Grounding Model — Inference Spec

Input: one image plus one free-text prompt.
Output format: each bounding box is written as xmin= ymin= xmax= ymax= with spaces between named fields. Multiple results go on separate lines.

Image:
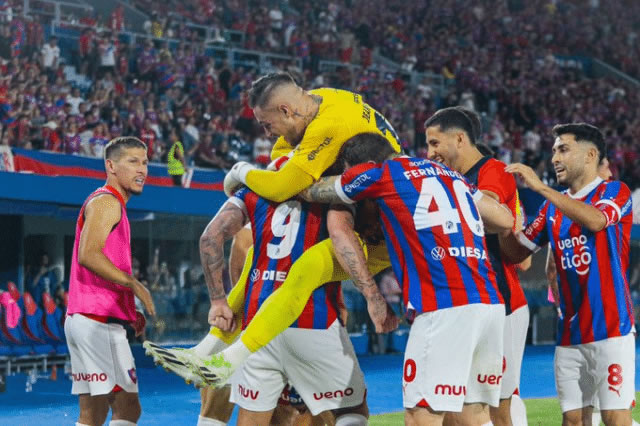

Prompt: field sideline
xmin=370 ymin=393 xmax=640 ymax=425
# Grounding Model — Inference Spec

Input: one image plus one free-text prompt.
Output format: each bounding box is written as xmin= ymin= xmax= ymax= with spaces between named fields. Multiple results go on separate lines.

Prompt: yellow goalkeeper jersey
xmin=271 ymin=88 xmax=402 ymax=180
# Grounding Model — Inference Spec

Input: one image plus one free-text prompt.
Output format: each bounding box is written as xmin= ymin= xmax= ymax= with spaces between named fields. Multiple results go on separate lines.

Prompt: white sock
xmin=197 ymin=415 xmax=227 ymax=426
xmin=193 ymin=333 xmax=229 ymax=357
xmin=632 ymin=421 xmax=639 ymax=426
xmin=221 ymin=340 xmax=252 ymax=366
xmin=335 ymin=413 xmax=368 ymax=426
xmin=510 ymin=394 xmax=528 ymax=425
xmin=481 ymin=422 xmax=493 ymax=426
xmin=109 ymin=420 xmax=136 ymax=426
xmin=76 ymin=423 xmax=91 ymax=426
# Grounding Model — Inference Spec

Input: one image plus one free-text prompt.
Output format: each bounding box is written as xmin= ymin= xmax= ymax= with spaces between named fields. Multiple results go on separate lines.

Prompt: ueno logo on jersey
xmin=251 ymin=269 xmax=288 ymax=282
xmin=557 ymin=235 xmax=592 ymax=276
xmin=477 ymin=374 xmax=502 ymax=385
xmin=344 ymin=175 xmax=371 ymax=194
xmin=313 ymin=387 xmax=354 ymax=400
xmin=72 ymin=372 xmax=107 ymax=382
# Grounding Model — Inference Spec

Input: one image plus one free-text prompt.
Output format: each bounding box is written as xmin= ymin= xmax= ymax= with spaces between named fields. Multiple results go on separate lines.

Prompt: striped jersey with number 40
xmin=335 ymin=157 xmax=503 ymax=314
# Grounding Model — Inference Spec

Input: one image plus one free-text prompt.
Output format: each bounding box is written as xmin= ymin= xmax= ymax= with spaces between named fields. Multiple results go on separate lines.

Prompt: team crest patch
xmin=128 ymin=368 xmax=137 ymax=384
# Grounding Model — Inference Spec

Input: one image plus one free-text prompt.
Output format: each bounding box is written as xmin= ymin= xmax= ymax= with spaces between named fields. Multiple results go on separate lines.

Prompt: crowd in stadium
xmin=1 ymin=0 xmax=639 ymax=190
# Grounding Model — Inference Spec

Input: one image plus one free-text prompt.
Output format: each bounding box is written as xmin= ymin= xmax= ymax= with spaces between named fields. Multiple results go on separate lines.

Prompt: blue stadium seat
xmin=21 ymin=292 xmax=56 ymax=354
xmin=41 ymin=292 xmax=65 ymax=344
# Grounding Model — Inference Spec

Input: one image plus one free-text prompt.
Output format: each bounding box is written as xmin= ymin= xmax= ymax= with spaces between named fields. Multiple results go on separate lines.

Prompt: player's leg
xmin=77 ymin=393 xmax=110 ymax=425
xmin=555 ymin=343 xmax=595 ymax=426
xmin=198 ymin=387 xmax=234 ymax=425
xmin=333 ymin=399 xmax=369 ymax=425
xmin=594 ymin=333 xmax=635 ymax=426
xmin=66 ymin=314 xmax=109 ymax=425
xmin=228 ymin=334 xmax=287 ymax=426
xmin=405 ymin=405 xmax=445 ymax=426
xmin=66 ymin=314 xmax=136 ymax=425
xmin=109 ymin=390 xmax=142 ymax=424
xmin=457 ymin=304 xmax=505 ymax=426
xmin=491 ymin=305 xmax=530 ymax=426
xmin=562 ymin=407 xmax=594 ymax=426
xmin=237 ymin=408 xmax=276 ymax=426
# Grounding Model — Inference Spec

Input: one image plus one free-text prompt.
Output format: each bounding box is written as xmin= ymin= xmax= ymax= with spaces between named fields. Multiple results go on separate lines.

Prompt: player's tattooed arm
xmin=299 ymin=176 xmax=343 ymax=204
xmin=200 ymin=203 xmax=247 ymax=301
xmin=328 ymin=206 xmax=399 ymax=333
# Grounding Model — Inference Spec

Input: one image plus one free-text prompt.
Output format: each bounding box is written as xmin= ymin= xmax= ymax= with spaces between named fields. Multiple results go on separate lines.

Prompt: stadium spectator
xmin=167 ymin=130 xmax=186 ymax=186
xmin=40 ymin=36 xmax=59 ymax=82
xmin=29 ymin=252 xmax=59 ymax=307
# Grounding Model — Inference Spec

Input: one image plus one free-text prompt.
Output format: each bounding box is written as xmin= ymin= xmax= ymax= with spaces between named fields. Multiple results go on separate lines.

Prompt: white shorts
xmin=501 ymin=305 xmax=529 ymax=399
xmin=229 ymin=320 xmax=366 ymax=416
xmin=403 ymin=303 xmax=505 ymax=412
xmin=64 ymin=314 xmax=138 ymax=396
xmin=555 ymin=333 xmax=636 ymax=413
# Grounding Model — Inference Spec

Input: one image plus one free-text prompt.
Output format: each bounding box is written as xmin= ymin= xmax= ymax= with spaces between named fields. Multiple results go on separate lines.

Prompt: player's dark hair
xmin=248 ymin=72 xmax=297 ymax=109
xmin=552 ymin=123 xmax=606 ymax=162
xmin=476 ymin=143 xmax=494 ymax=157
xmin=423 ymin=107 xmax=479 ymax=145
xmin=104 ymin=136 xmax=147 ymax=161
xmin=338 ymin=132 xmax=396 ymax=166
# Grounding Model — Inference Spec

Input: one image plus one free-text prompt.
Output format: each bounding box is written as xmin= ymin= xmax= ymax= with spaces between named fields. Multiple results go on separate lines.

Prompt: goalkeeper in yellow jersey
xmin=178 ymin=72 xmax=402 ymax=387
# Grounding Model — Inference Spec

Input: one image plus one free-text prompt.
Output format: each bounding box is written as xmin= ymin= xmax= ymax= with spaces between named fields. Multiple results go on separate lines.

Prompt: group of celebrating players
xmin=63 ymin=72 xmax=635 ymax=426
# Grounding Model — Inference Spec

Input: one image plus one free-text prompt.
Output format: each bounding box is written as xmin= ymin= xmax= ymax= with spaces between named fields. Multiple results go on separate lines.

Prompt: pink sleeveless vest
xmin=67 ymin=186 xmax=135 ymax=321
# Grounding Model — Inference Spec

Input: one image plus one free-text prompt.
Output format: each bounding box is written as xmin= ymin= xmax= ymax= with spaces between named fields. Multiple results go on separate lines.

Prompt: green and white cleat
xmin=189 ymin=353 xmax=235 ymax=388
xmin=142 ymin=341 xmax=205 ymax=387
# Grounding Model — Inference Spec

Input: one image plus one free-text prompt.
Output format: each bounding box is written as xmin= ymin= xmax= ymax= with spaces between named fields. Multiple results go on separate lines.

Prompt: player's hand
xmin=132 ymin=279 xmax=156 ymax=317
xmin=223 ymin=161 xmax=256 ymax=197
xmin=208 ymin=298 xmax=236 ymax=332
xmin=132 ymin=310 xmax=147 ymax=337
xmin=366 ymin=295 xmax=400 ymax=333
xmin=504 ymin=163 xmax=546 ymax=193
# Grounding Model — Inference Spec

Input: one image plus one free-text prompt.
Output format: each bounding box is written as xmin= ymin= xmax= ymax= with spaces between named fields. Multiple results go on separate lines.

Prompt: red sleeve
xmin=477 ymin=160 xmax=516 ymax=205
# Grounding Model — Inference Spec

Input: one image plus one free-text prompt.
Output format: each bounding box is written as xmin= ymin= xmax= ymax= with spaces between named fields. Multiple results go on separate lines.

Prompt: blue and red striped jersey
xmin=336 ymin=157 xmax=503 ymax=314
xmin=229 ymin=187 xmax=341 ymax=330
xmin=517 ymin=178 xmax=634 ymax=346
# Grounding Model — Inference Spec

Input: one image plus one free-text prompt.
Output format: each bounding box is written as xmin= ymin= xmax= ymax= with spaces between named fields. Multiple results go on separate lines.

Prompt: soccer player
xmin=545 ymin=156 xmax=613 ymax=311
xmin=300 ymin=132 xmax=515 ymax=425
xmin=150 ymin=176 xmax=374 ymax=425
xmin=424 ymin=107 xmax=530 ymax=426
xmin=202 ymin=72 xmax=402 ymax=379
xmin=500 ymin=124 xmax=635 ymax=426
xmin=65 ymin=136 xmax=156 ymax=426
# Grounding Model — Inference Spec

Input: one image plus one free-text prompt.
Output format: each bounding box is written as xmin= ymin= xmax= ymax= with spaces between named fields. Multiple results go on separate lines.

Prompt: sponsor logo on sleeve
xmin=343 ymin=174 xmax=371 ymax=195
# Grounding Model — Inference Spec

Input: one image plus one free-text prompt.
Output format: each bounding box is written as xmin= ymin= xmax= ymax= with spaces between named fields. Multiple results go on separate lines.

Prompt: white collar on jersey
xmin=567 ymin=177 xmax=603 ymax=199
